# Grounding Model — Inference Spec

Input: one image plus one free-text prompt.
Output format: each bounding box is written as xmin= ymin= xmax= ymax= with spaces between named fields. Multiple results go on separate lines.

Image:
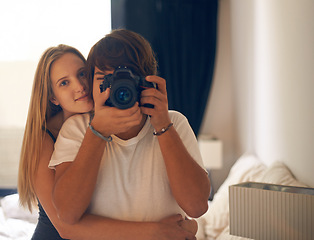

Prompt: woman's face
xmin=50 ymin=53 xmax=93 ymax=119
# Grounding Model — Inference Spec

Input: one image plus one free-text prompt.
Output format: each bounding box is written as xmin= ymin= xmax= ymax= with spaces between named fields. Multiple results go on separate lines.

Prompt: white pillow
xmin=0 ymin=194 xmax=38 ymax=223
xmin=258 ymin=161 xmax=308 ymax=187
xmin=201 ymin=153 xmax=266 ymax=240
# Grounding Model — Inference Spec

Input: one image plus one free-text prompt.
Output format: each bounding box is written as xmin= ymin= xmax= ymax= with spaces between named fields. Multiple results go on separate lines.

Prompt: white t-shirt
xmin=49 ymin=110 xmax=205 ymax=221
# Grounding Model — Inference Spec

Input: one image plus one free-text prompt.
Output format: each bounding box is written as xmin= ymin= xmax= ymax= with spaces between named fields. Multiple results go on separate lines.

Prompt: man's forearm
xmin=53 ymin=128 xmax=106 ymax=224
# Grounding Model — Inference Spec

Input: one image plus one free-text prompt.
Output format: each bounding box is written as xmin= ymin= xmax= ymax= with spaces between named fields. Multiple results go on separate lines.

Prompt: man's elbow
xmin=54 ymin=220 xmax=77 ymax=239
xmin=53 ymin=195 xmax=82 ymax=225
xmin=56 ymin=210 xmax=82 ymax=225
xmin=56 ymin=225 xmax=71 ymax=240
xmin=187 ymin=179 xmax=210 ymax=218
xmin=186 ymin=200 xmax=208 ymax=218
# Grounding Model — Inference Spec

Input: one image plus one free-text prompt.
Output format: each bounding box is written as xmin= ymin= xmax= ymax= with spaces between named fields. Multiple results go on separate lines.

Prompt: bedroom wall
xmin=251 ymin=0 xmax=314 ymax=187
xmin=200 ymin=0 xmax=314 ymax=190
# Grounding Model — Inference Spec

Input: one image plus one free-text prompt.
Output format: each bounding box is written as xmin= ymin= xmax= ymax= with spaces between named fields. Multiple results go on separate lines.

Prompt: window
xmin=0 ymin=0 xmax=111 ymax=127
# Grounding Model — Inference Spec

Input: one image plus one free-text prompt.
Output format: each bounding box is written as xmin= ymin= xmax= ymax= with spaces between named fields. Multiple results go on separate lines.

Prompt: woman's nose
xmin=79 ymin=77 xmax=89 ymax=92
xmin=74 ymin=79 xmax=85 ymax=92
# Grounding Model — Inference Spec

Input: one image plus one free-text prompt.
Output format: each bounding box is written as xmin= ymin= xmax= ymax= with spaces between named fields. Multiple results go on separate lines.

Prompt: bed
xmin=0 ymin=154 xmax=308 ymax=240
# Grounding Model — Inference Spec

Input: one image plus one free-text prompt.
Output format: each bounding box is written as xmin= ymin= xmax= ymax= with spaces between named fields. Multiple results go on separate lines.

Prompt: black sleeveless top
xmin=31 ymin=129 xmax=68 ymax=240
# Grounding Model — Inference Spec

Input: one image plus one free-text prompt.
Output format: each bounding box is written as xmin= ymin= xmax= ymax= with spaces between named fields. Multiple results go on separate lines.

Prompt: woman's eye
xmin=79 ymin=70 xmax=86 ymax=79
xmin=60 ymin=80 xmax=69 ymax=86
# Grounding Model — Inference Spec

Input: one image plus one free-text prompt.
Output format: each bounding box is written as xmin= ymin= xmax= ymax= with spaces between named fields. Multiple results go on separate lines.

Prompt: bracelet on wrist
xmin=89 ymin=124 xmax=112 ymax=142
xmin=153 ymin=123 xmax=173 ymax=136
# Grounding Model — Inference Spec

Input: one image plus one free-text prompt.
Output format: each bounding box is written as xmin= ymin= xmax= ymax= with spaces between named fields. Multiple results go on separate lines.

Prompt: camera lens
xmin=116 ymin=87 xmax=132 ymax=104
xmin=110 ymin=79 xmax=138 ymax=109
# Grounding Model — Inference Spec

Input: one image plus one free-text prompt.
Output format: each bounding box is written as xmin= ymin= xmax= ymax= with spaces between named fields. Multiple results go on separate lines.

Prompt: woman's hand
xmin=140 ymin=76 xmax=171 ymax=132
xmin=179 ymin=217 xmax=198 ymax=235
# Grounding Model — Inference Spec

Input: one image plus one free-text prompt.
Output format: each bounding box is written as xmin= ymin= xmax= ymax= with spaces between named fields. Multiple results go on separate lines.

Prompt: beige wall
xmin=252 ymin=0 xmax=314 ymax=186
xmin=200 ymin=0 xmax=314 ymax=190
xmin=0 ymin=61 xmax=36 ymax=128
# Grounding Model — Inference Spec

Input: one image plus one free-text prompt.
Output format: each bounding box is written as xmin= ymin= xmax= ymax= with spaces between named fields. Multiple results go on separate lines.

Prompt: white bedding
xmin=0 ymin=194 xmax=37 ymax=240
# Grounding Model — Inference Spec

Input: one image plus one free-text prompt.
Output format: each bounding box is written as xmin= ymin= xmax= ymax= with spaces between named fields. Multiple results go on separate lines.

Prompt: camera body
xmin=99 ymin=66 xmax=155 ymax=109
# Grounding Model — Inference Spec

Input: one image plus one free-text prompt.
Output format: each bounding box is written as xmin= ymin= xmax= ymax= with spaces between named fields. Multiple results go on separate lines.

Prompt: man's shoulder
xmin=64 ymin=113 xmax=90 ymax=124
xmin=168 ymin=110 xmax=187 ymax=122
xmin=62 ymin=113 xmax=90 ymax=132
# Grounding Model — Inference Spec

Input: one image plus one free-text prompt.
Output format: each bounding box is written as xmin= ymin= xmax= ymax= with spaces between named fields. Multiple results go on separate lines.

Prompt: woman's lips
xmin=75 ymin=94 xmax=89 ymax=101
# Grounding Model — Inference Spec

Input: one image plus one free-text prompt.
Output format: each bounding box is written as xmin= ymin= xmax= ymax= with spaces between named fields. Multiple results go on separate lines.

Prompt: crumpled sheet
xmin=0 ymin=194 xmax=37 ymax=240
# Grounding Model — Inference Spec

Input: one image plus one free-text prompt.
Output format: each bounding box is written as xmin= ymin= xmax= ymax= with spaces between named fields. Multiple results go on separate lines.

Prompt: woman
xmin=49 ymin=29 xmax=210 ymax=231
xmin=18 ymin=44 xmax=196 ymax=240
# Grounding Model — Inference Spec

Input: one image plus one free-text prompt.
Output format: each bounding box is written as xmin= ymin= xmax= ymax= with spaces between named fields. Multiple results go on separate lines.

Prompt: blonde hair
xmin=18 ymin=44 xmax=86 ymax=211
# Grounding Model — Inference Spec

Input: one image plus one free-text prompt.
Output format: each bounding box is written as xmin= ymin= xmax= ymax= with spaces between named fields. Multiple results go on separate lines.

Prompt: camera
xmin=99 ymin=66 xmax=155 ymax=109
